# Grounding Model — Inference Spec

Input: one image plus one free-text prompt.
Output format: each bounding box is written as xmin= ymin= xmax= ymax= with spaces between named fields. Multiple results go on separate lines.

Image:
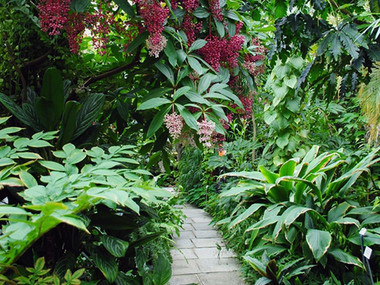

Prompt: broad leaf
xmin=306 ymin=229 xmax=332 ymax=262
xmin=101 ymin=235 xmax=129 ymax=258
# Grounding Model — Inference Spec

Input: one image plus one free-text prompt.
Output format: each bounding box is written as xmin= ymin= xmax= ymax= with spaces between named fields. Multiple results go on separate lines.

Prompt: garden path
xmin=169 ymin=203 xmax=246 ymax=285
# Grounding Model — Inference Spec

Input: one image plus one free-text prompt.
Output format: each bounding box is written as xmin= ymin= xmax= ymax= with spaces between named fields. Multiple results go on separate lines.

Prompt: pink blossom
xmin=37 ymin=0 xmax=70 ymax=35
xmin=197 ymin=119 xmax=216 ymax=147
xmin=164 ymin=113 xmax=184 ymax=139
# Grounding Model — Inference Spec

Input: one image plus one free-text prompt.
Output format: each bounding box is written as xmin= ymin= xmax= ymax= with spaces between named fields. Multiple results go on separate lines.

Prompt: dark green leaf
xmin=113 ymin=0 xmax=135 ymax=17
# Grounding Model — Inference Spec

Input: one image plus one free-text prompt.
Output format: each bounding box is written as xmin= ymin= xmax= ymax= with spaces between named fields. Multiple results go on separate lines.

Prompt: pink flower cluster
xmin=137 ymin=0 xmax=169 ymax=57
xmin=37 ymin=0 xmax=70 ymax=36
xmin=242 ymin=54 xmax=265 ymax=76
xmin=182 ymin=0 xmax=199 ymax=12
xmin=164 ymin=113 xmax=184 ymax=139
xmin=183 ymin=14 xmax=202 ymax=46
xmin=198 ymin=23 xmax=244 ymax=71
xmin=65 ymin=12 xmax=87 ymax=53
xmin=209 ymin=0 xmax=223 ymax=21
xmin=242 ymin=38 xmax=266 ymax=76
xmin=198 ymin=36 xmax=224 ymax=71
xmin=197 ymin=119 xmax=216 ymax=148
xmin=222 ymin=34 xmax=245 ymax=68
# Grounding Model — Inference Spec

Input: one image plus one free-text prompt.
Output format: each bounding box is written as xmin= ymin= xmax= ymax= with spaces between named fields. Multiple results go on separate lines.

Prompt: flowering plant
xmin=36 ymin=0 xmax=266 ymax=148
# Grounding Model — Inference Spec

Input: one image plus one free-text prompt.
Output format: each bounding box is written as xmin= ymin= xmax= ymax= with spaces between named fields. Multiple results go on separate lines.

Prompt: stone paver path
xmin=170 ymin=204 xmax=246 ymax=285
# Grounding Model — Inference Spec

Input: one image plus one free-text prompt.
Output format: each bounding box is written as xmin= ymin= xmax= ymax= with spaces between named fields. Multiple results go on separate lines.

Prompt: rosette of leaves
xmin=219 ymin=145 xmax=380 ymax=283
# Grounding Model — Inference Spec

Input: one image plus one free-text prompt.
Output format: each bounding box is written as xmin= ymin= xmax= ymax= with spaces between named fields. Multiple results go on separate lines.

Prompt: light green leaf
xmin=39 ymin=161 xmax=66 ymax=171
xmin=306 ymin=229 xmax=332 ymax=262
xmin=229 ymin=204 xmax=266 ymax=228
xmin=284 ymin=75 xmax=298 ymax=89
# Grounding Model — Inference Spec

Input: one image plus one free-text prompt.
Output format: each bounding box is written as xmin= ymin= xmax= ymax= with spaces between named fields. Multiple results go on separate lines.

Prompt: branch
xmin=83 ymin=49 xmax=141 ymax=87
xmin=22 ymin=50 xmax=50 ymax=69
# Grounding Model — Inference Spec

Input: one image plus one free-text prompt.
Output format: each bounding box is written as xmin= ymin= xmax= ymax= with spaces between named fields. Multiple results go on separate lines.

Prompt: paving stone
xmin=192 ymin=222 xmax=214 ymax=230
xmin=170 ymin=204 xmax=245 ymax=285
xmin=183 ymin=223 xmax=195 ymax=230
xmin=194 ymin=230 xmax=220 ymax=238
xmin=169 ymin=274 xmax=201 ymax=285
xmin=198 ymin=272 xmax=246 ymax=285
xmin=193 ymin=247 xmax=237 ymax=259
xmin=191 ymin=238 xmax=224 ymax=248
xmin=196 ymin=258 xmax=240 ymax=273
xmin=177 ymin=230 xmax=195 ymax=239
xmin=172 ymin=259 xmax=200 ymax=275
xmin=171 ymin=248 xmax=197 ymax=260
xmin=192 ymin=217 xmax=213 ymax=223
xmin=174 ymin=238 xmax=194 ymax=249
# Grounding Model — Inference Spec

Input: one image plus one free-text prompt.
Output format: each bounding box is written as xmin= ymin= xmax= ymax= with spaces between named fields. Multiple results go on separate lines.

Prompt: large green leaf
xmin=259 ymin=166 xmax=279 ymax=184
xmin=113 ymin=0 xmax=135 ymax=17
xmin=59 ymin=101 xmax=81 ymax=146
xmin=73 ymin=93 xmax=105 ymax=140
xmin=0 ymin=93 xmax=39 ymax=130
xmin=36 ymin=68 xmax=65 ymax=130
xmin=101 ymin=235 xmax=129 ymax=258
xmin=284 ymin=206 xmax=313 ymax=227
xmin=306 ymin=229 xmax=332 ymax=262
xmin=155 ymin=63 xmax=175 ymax=85
xmin=147 ymin=106 xmax=171 ymax=138
xmin=328 ymin=248 xmax=364 ymax=268
xmin=153 ymin=254 xmax=172 ymax=285
xmin=92 ymin=249 xmax=119 ymax=282
xmin=176 ymin=104 xmax=198 ymax=130
xmin=229 ymin=204 xmax=266 ymax=228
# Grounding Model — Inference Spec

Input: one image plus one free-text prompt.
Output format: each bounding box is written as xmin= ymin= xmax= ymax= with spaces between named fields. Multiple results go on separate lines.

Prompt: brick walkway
xmin=170 ymin=204 xmax=246 ymax=285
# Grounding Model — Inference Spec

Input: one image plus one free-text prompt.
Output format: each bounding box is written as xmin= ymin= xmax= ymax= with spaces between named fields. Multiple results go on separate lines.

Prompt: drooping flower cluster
xmin=238 ymin=95 xmax=253 ymax=118
xmin=37 ymin=0 xmax=70 ymax=35
xmin=242 ymin=54 xmax=265 ymax=76
xmin=221 ymin=34 xmax=245 ymax=68
xmin=164 ymin=113 xmax=184 ymax=139
xmin=137 ymin=0 xmax=169 ymax=57
xmin=198 ymin=23 xmax=244 ymax=70
xmin=197 ymin=119 xmax=216 ymax=148
xmin=182 ymin=0 xmax=199 ymax=12
xmin=86 ymin=5 xmax=115 ymax=55
xmin=183 ymin=14 xmax=202 ymax=46
xmin=198 ymin=36 xmax=225 ymax=71
xmin=209 ymin=0 xmax=223 ymax=21
xmin=242 ymin=38 xmax=266 ymax=76
xmin=65 ymin=12 xmax=87 ymax=53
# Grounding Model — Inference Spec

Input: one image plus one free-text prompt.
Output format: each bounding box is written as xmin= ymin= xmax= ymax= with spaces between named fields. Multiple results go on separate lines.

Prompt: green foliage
xmin=0 ymin=68 xmax=105 ymax=147
xmin=0 ymin=257 xmax=84 ymax=285
xmin=0 ymin=117 xmax=182 ymax=283
xmin=217 ymin=146 xmax=380 ymax=283
xmin=358 ymin=62 xmax=380 ymax=146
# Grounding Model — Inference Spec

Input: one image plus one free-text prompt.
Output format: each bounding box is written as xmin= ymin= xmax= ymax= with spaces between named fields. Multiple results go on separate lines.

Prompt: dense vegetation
xmin=0 ymin=0 xmax=379 ymax=284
